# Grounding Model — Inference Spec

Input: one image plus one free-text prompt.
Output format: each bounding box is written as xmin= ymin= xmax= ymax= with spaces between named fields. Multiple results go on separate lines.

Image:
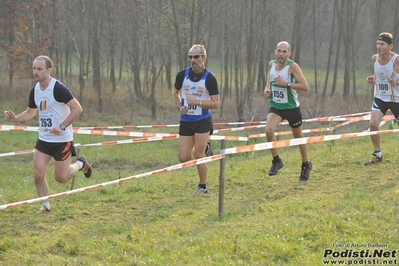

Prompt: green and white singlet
xmin=269 ymin=59 xmax=300 ymax=110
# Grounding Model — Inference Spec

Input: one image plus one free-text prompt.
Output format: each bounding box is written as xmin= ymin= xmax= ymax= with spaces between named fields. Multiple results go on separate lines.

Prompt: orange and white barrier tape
xmin=73 ymin=128 xmax=174 ymax=137
xmin=0 ymin=126 xmax=174 ymax=137
xmin=366 ymin=114 xmax=394 ymax=131
xmin=248 ymin=127 xmax=334 ymax=139
xmin=0 ymin=134 xmax=248 ymax=157
xmin=2 ymin=127 xmax=398 ymax=210
xmin=1 ymin=118 xmax=398 ymax=210
xmin=0 ymin=112 xmax=371 ymax=135
xmin=0 ymin=118 xmax=362 ymax=135
xmin=247 ymin=114 xmax=379 ymax=138
xmin=210 ymin=135 xmax=249 ymax=141
xmin=0 ymin=154 xmax=225 ymax=210
xmin=82 ymin=134 xmax=178 ymax=147
xmin=0 ymin=135 xmax=181 ymax=157
xmin=0 ymin=114 xmax=392 ymax=158
xmin=77 ymin=124 xmax=179 ymax=130
xmin=72 ymin=112 xmax=371 ymax=130
xmin=224 ymin=128 xmax=399 ymax=155
xmin=213 ymin=111 xmax=371 ymax=126
xmin=0 ymin=149 xmax=35 ymax=157
xmin=214 ymin=125 xmax=265 ymax=134
xmin=0 ymin=125 xmax=39 ymax=131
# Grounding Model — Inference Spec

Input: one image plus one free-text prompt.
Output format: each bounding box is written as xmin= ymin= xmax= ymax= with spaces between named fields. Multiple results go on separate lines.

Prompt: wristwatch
xmin=60 ymin=124 xmax=66 ymax=130
xmin=287 ymin=82 xmax=292 ymax=88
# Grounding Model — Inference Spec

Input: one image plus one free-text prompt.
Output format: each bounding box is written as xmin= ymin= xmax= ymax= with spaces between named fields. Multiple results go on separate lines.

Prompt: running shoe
xmin=205 ymin=140 xmax=213 ymax=156
xmin=40 ymin=206 xmax=51 ymax=214
xmin=77 ymin=155 xmax=92 ymax=178
xmin=268 ymin=160 xmax=284 ymax=176
xmin=194 ymin=185 xmax=208 ymax=195
xmin=364 ymin=153 xmax=383 ymax=166
xmin=299 ymin=161 xmax=313 ymax=181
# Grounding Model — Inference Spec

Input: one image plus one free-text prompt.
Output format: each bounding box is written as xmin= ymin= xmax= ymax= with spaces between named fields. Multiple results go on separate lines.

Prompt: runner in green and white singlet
xmin=263 ymin=41 xmax=313 ymax=181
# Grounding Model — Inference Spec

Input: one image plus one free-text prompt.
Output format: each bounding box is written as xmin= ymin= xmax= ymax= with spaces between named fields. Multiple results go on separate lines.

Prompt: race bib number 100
xmin=377 ymin=81 xmax=392 ymax=96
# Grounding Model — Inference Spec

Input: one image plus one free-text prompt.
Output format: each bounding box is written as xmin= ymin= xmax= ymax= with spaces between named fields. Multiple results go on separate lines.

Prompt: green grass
xmin=0 ymin=121 xmax=398 ymax=265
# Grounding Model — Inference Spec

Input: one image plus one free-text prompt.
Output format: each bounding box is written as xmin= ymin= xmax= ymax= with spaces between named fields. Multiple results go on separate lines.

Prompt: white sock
xmin=42 ymin=201 xmax=50 ymax=210
xmin=77 ymin=160 xmax=84 ymax=170
xmin=374 ymin=151 xmax=382 ymax=158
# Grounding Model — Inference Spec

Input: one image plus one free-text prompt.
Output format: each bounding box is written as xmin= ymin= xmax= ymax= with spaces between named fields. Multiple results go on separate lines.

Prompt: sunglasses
xmin=188 ymin=54 xmax=203 ymax=60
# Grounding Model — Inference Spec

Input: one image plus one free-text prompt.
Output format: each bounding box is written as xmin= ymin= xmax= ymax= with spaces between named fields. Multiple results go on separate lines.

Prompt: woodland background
xmin=1 ymin=0 xmax=399 ymax=124
xmin=1 ymin=3 xmax=399 ymax=264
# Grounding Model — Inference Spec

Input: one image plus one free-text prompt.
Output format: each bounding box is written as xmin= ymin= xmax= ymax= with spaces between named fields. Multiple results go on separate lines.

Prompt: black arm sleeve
xmin=174 ymin=70 xmax=185 ymax=90
xmin=205 ymin=73 xmax=219 ymax=96
xmin=28 ymin=88 xmax=36 ymax=108
xmin=53 ymin=81 xmax=74 ymax=104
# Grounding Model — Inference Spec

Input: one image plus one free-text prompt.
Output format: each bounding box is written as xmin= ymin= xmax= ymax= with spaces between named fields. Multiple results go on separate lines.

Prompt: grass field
xmin=0 ymin=116 xmax=398 ymax=266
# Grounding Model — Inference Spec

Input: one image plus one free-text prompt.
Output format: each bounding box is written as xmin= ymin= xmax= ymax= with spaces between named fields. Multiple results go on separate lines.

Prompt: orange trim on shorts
xmin=61 ymin=142 xmax=72 ymax=161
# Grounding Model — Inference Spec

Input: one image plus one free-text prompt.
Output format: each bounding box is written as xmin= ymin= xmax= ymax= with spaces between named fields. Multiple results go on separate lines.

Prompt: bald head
xmin=276 ymin=41 xmax=291 ymax=51
xmin=274 ymin=41 xmax=292 ymax=65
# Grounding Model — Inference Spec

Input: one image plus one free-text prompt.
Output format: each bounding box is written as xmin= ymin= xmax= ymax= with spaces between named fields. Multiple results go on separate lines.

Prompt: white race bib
xmin=185 ymin=103 xmax=203 ymax=115
xmin=39 ymin=113 xmax=55 ymax=134
xmin=272 ymin=86 xmax=288 ymax=103
xmin=377 ymin=81 xmax=392 ymax=96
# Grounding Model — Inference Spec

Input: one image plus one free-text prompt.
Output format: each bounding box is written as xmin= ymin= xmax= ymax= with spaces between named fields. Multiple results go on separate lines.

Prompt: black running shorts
xmin=179 ymin=116 xmax=213 ymax=136
xmin=372 ymin=97 xmax=399 ymax=120
xmin=34 ymin=139 xmax=77 ymax=161
xmin=269 ymin=106 xmax=303 ymax=128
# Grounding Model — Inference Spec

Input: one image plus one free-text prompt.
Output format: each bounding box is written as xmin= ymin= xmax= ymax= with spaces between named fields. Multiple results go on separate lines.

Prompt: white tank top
xmin=34 ymin=78 xmax=73 ymax=142
xmin=180 ymin=68 xmax=211 ymax=122
xmin=374 ymin=54 xmax=399 ymax=102
xmin=269 ymin=60 xmax=299 ymax=109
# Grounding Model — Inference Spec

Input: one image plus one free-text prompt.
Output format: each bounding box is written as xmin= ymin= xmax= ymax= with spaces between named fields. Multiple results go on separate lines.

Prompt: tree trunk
xmin=92 ymin=25 xmax=102 ymax=112
xmin=322 ymin=0 xmax=338 ymax=99
xmin=312 ymin=0 xmax=318 ymax=98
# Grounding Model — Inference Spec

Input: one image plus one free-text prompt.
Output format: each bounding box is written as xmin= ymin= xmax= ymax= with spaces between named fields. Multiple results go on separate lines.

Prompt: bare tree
xmin=1 ymin=0 xmax=396 ymax=122
xmin=336 ymin=0 xmax=367 ymax=97
xmin=220 ymin=0 xmax=231 ymax=117
xmin=243 ymin=0 xmax=257 ymax=117
xmin=291 ymin=0 xmax=312 ymax=64
xmin=105 ymin=1 xmax=117 ymax=93
xmin=322 ymin=0 xmax=338 ymax=99
xmin=59 ymin=0 xmax=90 ymax=105
xmin=88 ymin=1 xmax=104 ymax=112
xmin=331 ymin=23 xmax=342 ymax=97
xmin=142 ymin=0 xmax=170 ymax=119
xmin=312 ymin=0 xmax=318 ymax=97
xmin=0 ymin=1 xmax=52 ymax=86
xmin=170 ymin=0 xmax=185 ymax=70
xmin=256 ymin=0 xmax=271 ymax=93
